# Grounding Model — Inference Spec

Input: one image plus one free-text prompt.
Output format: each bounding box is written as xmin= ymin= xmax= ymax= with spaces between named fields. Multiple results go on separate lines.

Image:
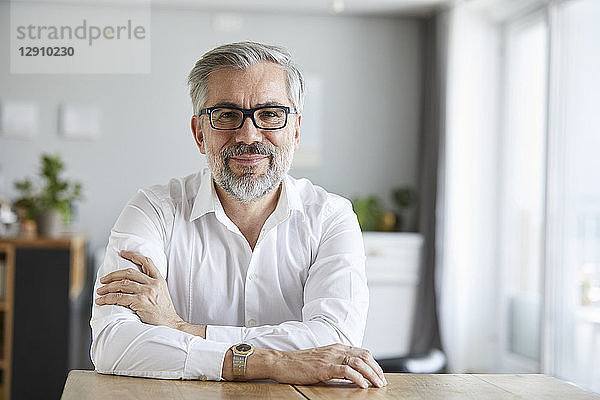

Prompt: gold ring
xmin=342 ymin=355 xmax=351 ymax=365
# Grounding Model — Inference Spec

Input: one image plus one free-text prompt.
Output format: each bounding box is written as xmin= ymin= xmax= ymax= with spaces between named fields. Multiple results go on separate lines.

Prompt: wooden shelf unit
xmin=0 ymin=242 xmax=15 ymax=400
xmin=0 ymin=235 xmax=86 ymax=400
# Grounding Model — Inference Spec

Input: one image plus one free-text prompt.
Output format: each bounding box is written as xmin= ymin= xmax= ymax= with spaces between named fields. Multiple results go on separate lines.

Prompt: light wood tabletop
xmin=61 ymin=370 xmax=600 ymax=400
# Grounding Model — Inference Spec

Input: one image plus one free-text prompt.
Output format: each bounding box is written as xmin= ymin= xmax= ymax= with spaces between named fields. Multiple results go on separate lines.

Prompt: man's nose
xmin=234 ymin=115 xmax=263 ymax=144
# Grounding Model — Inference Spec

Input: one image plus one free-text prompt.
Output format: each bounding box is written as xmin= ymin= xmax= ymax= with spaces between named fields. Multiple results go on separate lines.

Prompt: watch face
xmin=235 ymin=343 xmax=253 ymax=355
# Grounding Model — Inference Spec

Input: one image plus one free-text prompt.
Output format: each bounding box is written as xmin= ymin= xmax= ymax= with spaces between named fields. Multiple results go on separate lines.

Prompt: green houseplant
xmin=14 ymin=154 xmax=83 ymax=237
xmin=352 ymin=196 xmax=383 ymax=231
xmin=392 ymin=186 xmax=417 ymax=232
xmin=352 ymin=196 xmax=398 ymax=232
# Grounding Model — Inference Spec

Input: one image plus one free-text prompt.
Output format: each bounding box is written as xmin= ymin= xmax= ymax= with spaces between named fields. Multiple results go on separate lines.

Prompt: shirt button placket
xmin=245 ymin=250 xmax=258 ymax=329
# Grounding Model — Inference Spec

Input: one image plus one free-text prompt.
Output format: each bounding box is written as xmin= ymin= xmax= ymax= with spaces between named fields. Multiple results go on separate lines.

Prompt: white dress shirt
xmin=90 ymin=168 xmax=368 ymax=381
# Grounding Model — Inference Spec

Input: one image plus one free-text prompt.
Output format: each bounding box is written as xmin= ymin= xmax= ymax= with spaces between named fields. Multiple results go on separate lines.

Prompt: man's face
xmin=191 ymin=62 xmax=300 ymax=203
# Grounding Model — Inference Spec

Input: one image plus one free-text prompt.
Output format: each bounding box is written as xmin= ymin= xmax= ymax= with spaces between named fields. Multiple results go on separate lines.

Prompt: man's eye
xmin=258 ymin=109 xmax=283 ymax=120
xmin=216 ymin=111 xmax=238 ymax=120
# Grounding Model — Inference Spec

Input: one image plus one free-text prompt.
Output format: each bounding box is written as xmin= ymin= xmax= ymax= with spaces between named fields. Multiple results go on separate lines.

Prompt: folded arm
xmin=90 ymin=190 xmax=232 ymax=380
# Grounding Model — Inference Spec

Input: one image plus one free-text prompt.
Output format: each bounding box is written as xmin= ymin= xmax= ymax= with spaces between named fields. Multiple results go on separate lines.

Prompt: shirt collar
xmin=189 ymin=169 xmax=306 ymax=222
xmin=189 ymin=168 xmax=216 ymax=221
xmin=281 ymin=174 xmax=306 ymax=220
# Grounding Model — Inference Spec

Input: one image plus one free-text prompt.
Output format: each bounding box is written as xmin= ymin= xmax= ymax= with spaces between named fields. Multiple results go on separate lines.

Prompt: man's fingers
xmin=100 ymin=268 xmax=152 ymax=285
xmin=347 ymin=356 xmax=384 ymax=388
xmin=120 ymin=250 xmax=160 ymax=279
xmin=95 ymin=292 xmax=137 ymax=309
xmin=333 ymin=365 xmax=369 ymax=389
xmin=356 ymin=349 xmax=387 ymax=386
xmin=96 ymin=279 xmax=143 ymax=296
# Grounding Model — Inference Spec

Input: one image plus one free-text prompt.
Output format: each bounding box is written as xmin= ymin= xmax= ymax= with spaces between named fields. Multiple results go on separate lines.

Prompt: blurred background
xmin=0 ymin=0 xmax=599 ymax=398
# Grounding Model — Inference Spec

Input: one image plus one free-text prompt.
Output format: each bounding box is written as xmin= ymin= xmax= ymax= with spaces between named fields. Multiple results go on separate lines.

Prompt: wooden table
xmin=61 ymin=370 xmax=600 ymax=399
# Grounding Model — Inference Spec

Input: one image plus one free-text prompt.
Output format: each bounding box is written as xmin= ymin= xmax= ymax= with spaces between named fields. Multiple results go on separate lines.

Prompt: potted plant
xmin=14 ymin=154 xmax=83 ymax=238
xmin=392 ymin=186 xmax=417 ymax=232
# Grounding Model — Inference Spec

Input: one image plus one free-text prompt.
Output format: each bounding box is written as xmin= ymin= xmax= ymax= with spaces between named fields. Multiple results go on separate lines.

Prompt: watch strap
xmin=232 ymin=353 xmax=246 ymax=380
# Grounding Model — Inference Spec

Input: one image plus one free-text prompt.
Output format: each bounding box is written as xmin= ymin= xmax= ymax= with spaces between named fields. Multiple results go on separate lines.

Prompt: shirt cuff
xmin=205 ymin=325 xmax=245 ymax=346
xmin=183 ymin=337 xmax=231 ymax=381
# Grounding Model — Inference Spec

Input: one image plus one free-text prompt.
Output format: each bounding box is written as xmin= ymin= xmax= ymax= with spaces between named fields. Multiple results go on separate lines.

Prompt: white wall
xmin=0 ymin=4 xmax=423 ymax=253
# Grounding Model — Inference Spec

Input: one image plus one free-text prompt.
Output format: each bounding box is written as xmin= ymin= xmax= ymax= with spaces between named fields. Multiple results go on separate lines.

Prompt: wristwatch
xmin=231 ymin=343 xmax=254 ymax=381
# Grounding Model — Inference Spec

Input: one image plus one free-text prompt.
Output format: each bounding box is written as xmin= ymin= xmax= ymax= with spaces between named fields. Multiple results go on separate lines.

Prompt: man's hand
xmin=95 ymin=250 xmax=184 ymax=329
xmin=241 ymin=344 xmax=387 ymax=389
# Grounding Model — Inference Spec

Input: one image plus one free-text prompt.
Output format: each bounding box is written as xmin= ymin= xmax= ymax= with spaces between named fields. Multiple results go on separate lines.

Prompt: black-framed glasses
xmin=199 ymin=105 xmax=297 ymax=131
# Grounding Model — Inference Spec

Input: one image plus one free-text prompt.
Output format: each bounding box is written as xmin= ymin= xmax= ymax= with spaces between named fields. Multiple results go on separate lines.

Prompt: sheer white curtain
xmin=545 ymin=0 xmax=600 ymax=393
xmin=438 ymin=3 xmax=502 ymax=373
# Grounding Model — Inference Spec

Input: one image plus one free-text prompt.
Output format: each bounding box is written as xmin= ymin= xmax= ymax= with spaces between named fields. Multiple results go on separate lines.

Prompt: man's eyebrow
xmin=208 ymin=101 xmax=288 ymax=109
xmin=210 ymin=101 xmax=240 ymax=108
xmin=254 ymin=101 xmax=287 ymax=108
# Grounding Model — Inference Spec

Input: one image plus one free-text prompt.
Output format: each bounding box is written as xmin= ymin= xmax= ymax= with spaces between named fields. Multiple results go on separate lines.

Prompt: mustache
xmin=221 ymin=142 xmax=276 ymax=159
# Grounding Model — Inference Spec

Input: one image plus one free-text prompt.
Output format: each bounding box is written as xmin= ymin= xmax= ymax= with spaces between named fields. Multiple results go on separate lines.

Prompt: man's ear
xmin=294 ymin=115 xmax=301 ymax=150
xmin=191 ymin=115 xmax=206 ymax=154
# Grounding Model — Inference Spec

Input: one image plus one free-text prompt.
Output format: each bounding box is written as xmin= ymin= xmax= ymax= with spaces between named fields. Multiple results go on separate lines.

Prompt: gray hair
xmin=187 ymin=41 xmax=305 ymax=115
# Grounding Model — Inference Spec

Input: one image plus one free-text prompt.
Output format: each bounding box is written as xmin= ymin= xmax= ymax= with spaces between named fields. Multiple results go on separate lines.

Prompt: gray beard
xmin=207 ymin=141 xmax=294 ymax=204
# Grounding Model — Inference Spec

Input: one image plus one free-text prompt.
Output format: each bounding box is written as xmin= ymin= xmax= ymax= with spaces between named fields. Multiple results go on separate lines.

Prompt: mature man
xmin=91 ymin=41 xmax=386 ymax=389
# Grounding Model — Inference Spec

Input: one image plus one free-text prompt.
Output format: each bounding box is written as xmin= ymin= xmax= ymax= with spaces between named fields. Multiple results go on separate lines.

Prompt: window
xmin=440 ymin=3 xmax=600 ymax=390
xmin=499 ymin=10 xmax=548 ymax=372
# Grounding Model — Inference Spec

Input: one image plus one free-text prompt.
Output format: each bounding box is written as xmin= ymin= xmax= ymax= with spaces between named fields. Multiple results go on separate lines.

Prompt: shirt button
xmin=248 ymin=319 xmax=257 ymax=327
xmin=199 ymin=375 xmax=207 ymax=381
xmin=248 ymin=273 xmax=257 ymax=281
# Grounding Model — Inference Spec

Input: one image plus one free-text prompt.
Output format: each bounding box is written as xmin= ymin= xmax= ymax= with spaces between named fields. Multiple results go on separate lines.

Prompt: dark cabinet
xmin=0 ymin=236 xmax=86 ymax=400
